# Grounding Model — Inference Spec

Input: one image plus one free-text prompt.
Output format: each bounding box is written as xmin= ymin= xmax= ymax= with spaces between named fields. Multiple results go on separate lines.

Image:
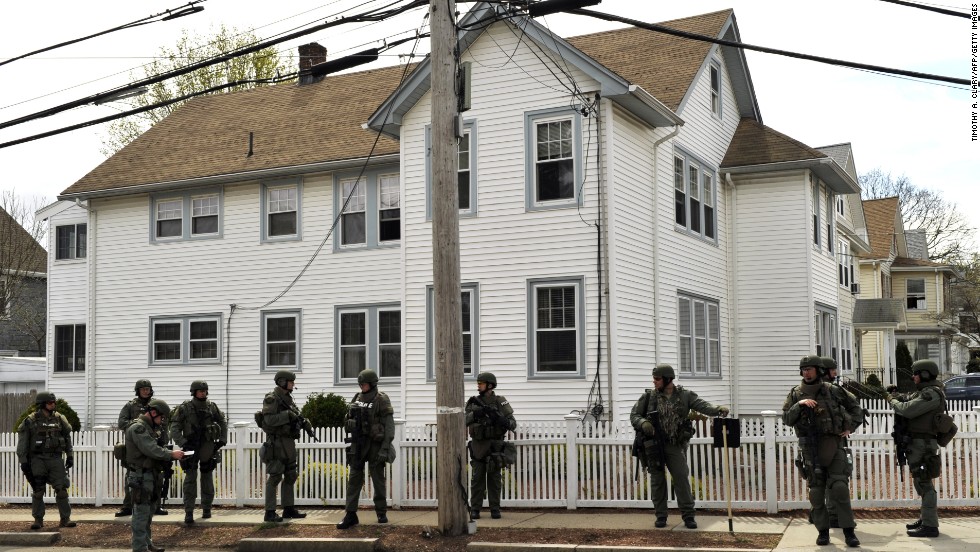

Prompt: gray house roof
xmin=852 ymin=299 xmax=907 ymax=329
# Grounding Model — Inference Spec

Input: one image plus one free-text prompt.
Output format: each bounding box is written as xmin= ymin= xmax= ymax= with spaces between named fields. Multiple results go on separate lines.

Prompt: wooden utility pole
xmin=430 ymin=0 xmax=468 ymax=537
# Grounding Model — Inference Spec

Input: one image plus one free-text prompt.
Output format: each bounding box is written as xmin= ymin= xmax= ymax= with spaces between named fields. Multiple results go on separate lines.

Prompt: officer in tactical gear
xmin=889 ymin=359 xmax=945 ymax=538
xmin=17 ymin=391 xmax=76 ymax=530
xmin=783 ymin=355 xmax=863 ymax=547
xmin=258 ymin=370 xmax=313 ymax=522
xmin=337 ymin=369 xmax=396 ymax=529
xmin=117 ymin=380 xmax=168 ymax=517
xmin=465 ymin=372 xmax=517 ymax=520
xmin=126 ymin=399 xmax=185 ymax=552
xmin=630 ymin=364 xmax=729 ymax=530
xmin=169 ymin=380 xmax=227 ymax=525
xmin=818 ymin=356 xmax=862 ymax=529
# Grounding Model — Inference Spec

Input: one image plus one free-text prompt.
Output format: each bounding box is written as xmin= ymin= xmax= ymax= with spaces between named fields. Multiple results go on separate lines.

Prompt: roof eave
xmin=724 ymin=158 xmax=860 ymax=194
xmin=609 ymin=85 xmax=684 ymax=127
xmin=58 ymin=154 xmax=400 ymax=201
xmin=837 ymin=224 xmax=872 ymax=254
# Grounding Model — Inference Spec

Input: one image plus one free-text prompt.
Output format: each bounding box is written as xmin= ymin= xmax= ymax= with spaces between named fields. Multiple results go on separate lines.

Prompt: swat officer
xmin=889 ymin=359 xmax=945 ymax=538
xmin=126 ymin=399 xmax=184 ymax=552
xmin=337 ymin=369 xmax=396 ymax=529
xmin=258 ymin=370 xmax=313 ymax=522
xmin=169 ymin=380 xmax=227 ymax=525
xmin=630 ymin=364 xmax=729 ymax=530
xmin=819 ymin=356 xmax=864 ymax=529
xmin=17 ymin=391 xmax=76 ymax=530
xmin=465 ymin=372 xmax=516 ymax=520
xmin=783 ymin=355 xmax=863 ymax=547
xmin=117 ymin=380 xmax=168 ymax=517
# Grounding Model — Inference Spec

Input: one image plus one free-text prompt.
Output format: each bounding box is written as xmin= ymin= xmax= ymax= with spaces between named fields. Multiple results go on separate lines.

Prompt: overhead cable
xmin=877 ymin=0 xmax=971 ymax=18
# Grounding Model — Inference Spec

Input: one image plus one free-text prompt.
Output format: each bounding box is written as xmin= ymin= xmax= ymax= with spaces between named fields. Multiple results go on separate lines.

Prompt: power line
xmin=0 ymin=0 xmax=429 ymax=132
xmin=0 ymin=1 xmax=206 ymax=69
xmin=876 ymin=0 xmax=971 ymax=18
xmin=567 ymin=8 xmax=969 ymax=86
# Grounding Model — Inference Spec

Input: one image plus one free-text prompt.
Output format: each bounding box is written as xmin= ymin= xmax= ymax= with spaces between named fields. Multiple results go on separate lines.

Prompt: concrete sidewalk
xmin=0 ymin=507 xmax=976 ymax=550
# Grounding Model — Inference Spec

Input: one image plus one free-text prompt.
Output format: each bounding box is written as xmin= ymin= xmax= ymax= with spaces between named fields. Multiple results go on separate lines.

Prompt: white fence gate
xmin=4 ymin=404 xmax=979 ymax=513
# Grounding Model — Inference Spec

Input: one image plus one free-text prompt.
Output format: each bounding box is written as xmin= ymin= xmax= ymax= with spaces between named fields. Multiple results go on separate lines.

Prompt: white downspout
xmin=725 ymin=173 xmax=739 ymax=415
xmin=85 ymin=202 xmax=97 ymax=429
xmin=650 ymin=125 xmax=680 ymax=372
xmin=600 ymin=98 xmax=618 ymax=423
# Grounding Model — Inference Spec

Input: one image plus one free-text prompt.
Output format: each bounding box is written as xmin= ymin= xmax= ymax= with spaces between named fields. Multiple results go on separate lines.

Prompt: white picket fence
xmin=4 ymin=404 xmax=979 ymax=513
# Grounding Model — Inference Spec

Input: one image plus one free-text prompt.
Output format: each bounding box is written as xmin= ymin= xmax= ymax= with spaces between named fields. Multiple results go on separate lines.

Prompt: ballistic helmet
xmin=911 ymin=359 xmax=939 ymax=380
xmin=134 ymin=379 xmax=153 ymax=395
xmin=820 ymin=357 xmax=838 ymax=373
xmin=652 ymin=364 xmax=675 ymax=379
xmin=799 ymin=355 xmax=823 ymax=370
xmin=190 ymin=380 xmax=209 ymax=394
xmin=357 ymin=369 xmax=379 ymax=385
xmin=35 ymin=391 xmax=56 ymax=405
xmin=146 ymin=399 xmax=171 ymax=418
xmin=274 ymin=370 xmax=296 ymax=384
xmin=477 ymin=372 xmax=497 ymax=386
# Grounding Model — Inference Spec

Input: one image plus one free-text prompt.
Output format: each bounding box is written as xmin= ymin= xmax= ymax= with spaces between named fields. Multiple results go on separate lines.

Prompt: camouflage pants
xmin=649 ymin=442 xmax=695 ymax=519
xmin=29 ymin=454 xmax=71 ymax=522
xmin=128 ymin=470 xmax=161 ymax=552
xmin=907 ymin=438 xmax=940 ymax=528
xmin=807 ymin=448 xmax=855 ymax=530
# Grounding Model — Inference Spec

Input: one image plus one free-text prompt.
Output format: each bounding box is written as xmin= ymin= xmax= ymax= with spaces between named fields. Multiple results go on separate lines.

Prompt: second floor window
xmin=151 ymin=316 xmax=220 ymax=364
xmin=673 ymin=150 xmax=716 ymax=240
xmin=156 ymin=199 xmax=182 ymax=238
xmin=535 ymin=118 xmax=574 ymax=203
xmin=55 ymin=223 xmax=86 ymax=260
xmin=906 ymin=279 xmax=926 ymax=310
xmin=341 ymin=178 xmax=366 ymax=246
xmin=191 ymin=195 xmax=219 ymax=235
xmin=378 ymin=175 xmax=400 ymax=242
xmin=267 ymin=186 xmax=298 ymax=238
xmin=152 ymin=191 xmax=222 ymax=241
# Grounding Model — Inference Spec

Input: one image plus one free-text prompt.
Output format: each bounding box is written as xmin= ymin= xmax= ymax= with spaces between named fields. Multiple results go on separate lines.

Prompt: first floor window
xmin=151 ymin=316 xmax=220 ymax=364
xmin=678 ymin=294 xmax=721 ymax=376
xmin=337 ymin=304 xmax=400 ymax=381
xmin=427 ymin=285 xmax=479 ymax=379
xmin=815 ymin=306 xmax=837 ymax=359
xmin=55 ymin=224 xmax=87 ymax=259
xmin=839 ymin=325 xmax=853 ymax=372
xmin=156 ymin=199 xmax=183 ymax=238
xmin=267 ymin=186 xmax=298 ymax=238
xmin=189 ymin=319 xmax=219 ymax=360
xmin=264 ymin=312 xmax=299 ymax=369
xmin=153 ymin=321 xmax=182 ymax=361
xmin=54 ymin=324 xmax=85 ymax=372
xmin=530 ymin=279 xmax=582 ymax=375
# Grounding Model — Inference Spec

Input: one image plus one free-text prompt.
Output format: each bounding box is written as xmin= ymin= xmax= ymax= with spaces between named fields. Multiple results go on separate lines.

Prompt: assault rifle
xmin=796 ymin=405 xmax=823 ymax=479
xmin=20 ymin=462 xmax=37 ymax=489
xmin=160 ymin=444 xmax=175 ymax=512
xmin=640 ymin=409 xmax=668 ymax=472
xmin=891 ymin=412 xmax=910 ymax=482
xmin=468 ymin=396 xmax=509 ymax=429
xmin=275 ymin=394 xmax=319 ymax=442
xmin=344 ymin=403 xmax=368 ymax=465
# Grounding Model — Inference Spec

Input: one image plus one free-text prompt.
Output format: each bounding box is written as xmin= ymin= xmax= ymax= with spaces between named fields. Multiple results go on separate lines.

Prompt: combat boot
xmin=155 ymin=507 xmax=169 ymax=515
xmin=184 ymin=512 xmax=194 ymax=525
xmin=654 ymin=516 xmax=668 ymax=528
xmin=201 ymin=509 xmax=212 ymax=519
xmin=490 ymin=509 xmax=501 ymax=519
xmin=263 ymin=510 xmax=283 ymax=523
xmin=683 ymin=516 xmax=697 ymax=529
xmin=907 ymin=525 xmax=939 ymax=538
xmin=30 ymin=518 xmax=42 ymax=530
xmin=843 ymin=527 xmax=860 ymax=547
xmin=816 ymin=529 xmax=830 ymax=546
xmin=470 ymin=509 xmax=481 ymax=520
xmin=906 ymin=519 xmax=922 ymax=529
xmin=114 ymin=508 xmax=132 ymax=517
xmin=336 ymin=511 xmax=359 ymax=530
xmin=148 ymin=544 xmax=166 ymax=552
xmin=59 ymin=518 xmax=77 ymax=528
xmin=282 ymin=507 xmax=307 ymax=519
xmin=377 ymin=512 xmax=388 ymax=523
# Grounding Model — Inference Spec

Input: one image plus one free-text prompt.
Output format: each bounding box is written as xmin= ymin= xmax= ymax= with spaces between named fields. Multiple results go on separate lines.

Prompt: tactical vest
xmin=29 ymin=412 xmax=68 ymax=454
xmin=178 ymin=399 xmax=217 ymax=441
xmin=348 ymin=391 xmax=391 ymax=442
xmin=791 ymin=382 xmax=844 ymax=437
xmin=906 ymin=385 xmax=946 ymax=434
xmin=262 ymin=390 xmax=299 ymax=437
xmin=125 ymin=417 xmax=168 ymax=469
xmin=638 ymin=389 xmax=695 ymax=445
xmin=468 ymin=394 xmax=512 ymax=441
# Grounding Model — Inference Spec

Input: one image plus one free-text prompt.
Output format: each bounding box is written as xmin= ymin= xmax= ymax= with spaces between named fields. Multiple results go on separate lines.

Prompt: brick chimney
xmin=298 ymin=42 xmax=327 ymax=85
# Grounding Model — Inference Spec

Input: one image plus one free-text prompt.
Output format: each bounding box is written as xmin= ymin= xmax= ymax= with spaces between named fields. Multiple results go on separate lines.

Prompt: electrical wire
xmin=876 ymin=0 xmax=971 ymax=18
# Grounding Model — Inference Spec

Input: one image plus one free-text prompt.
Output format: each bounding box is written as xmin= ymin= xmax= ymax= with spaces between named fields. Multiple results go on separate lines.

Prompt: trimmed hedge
xmin=13 ymin=399 xmax=81 ymax=432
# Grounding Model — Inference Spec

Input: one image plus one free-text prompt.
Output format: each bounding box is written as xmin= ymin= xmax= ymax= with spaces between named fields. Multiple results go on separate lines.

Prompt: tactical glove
xmin=376 ymin=448 xmax=389 ymax=463
xmin=640 ymin=420 xmax=655 ymax=436
xmin=20 ymin=462 xmax=30 ymax=475
xmin=216 ymin=440 xmax=227 ymax=449
xmin=718 ymin=406 xmax=730 ymax=418
xmin=65 ymin=456 xmax=74 ymax=469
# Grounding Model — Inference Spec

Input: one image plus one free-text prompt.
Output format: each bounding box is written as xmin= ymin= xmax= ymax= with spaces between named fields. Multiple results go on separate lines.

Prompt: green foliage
xmin=301 ymin=392 xmax=348 ymax=428
xmin=895 ymin=342 xmax=915 ymax=392
xmin=100 ymin=26 xmax=293 ymax=155
xmin=298 ymin=461 xmax=347 ymax=497
xmin=866 ymin=373 xmax=882 ymax=388
xmin=14 ymin=399 xmax=81 ymax=432
xmin=967 ymin=357 xmax=980 ymax=374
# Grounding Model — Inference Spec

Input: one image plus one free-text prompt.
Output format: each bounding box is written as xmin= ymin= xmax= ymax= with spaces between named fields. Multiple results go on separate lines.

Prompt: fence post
xmin=392 ymin=418 xmax=405 ymax=508
xmin=233 ymin=421 xmax=250 ymax=507
xmin=94 ymin=425 xmax=110 ymax=507
xmin=761 ymin=411 xmax=779 ymax=514
xmin=564 ymin=413 xmax=580 ymax=510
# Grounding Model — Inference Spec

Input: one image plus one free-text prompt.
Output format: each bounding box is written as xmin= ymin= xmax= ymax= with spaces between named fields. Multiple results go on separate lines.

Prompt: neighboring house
xmin=48 ymin=3 xmax=873 ymax=427
xmin=0 ymin=356 xmax=45 ymax=393
xmin=0 ymin=207 xmax=46 ymax=357
xmin=856 ymin=197 xmax=963 ymax=385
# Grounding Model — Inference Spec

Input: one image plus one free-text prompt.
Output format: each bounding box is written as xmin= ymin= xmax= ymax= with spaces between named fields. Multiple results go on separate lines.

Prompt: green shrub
xmin=301 ymin=392 xmax=348 ymax=428
xmin=865 ymin=374 xmax=881 ymax=387
xmin=895 ymin=342 xmax=915 ymax=392
xmin=14 ymin=398 xmax=81 ymax=432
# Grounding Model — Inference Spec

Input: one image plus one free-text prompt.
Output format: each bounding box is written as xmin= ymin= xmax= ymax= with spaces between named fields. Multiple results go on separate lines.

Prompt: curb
xmin=0 ymin=531 xmax=62 ymax=546
xmin=237 ymin=537 xmax=377 ymax=552
xmin=467 ymin=545 xmax=771 ymax=552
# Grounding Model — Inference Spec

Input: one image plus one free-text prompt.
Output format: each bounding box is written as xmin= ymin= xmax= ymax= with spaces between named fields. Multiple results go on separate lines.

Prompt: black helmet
xmin=274 ymin=370 xmax=296 ymax=387
xmin=799 ymin=355 xmax=823 ymax=369
xmin=135 ymin=379 xmax=153 ymax=396
xmin=652 ymin=364 xmax=675 ymax=379
xmin=190 ymin=380 xmax=209 ymax=394
xmin=911 ymin=359 xmax=939 ymax=380
xmin=35 ymin=391 xmax=56 ymax=405
xmin=357 ymin=369 xmax=379 ymax=385
xmin=476 ymin=372 xmax=497 ymax=386
xmin=146 ymin=399 xmax=171 ymax=418
xmin=820 ymin=357 xmax=837 ymax=372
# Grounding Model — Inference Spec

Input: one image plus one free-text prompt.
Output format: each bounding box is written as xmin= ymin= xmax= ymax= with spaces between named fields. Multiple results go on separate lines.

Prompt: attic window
xmin=709 ymin=61 xmax=722 ymax=118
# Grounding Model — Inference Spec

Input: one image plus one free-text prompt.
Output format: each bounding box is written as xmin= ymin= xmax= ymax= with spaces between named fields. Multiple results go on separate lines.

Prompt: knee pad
xmin=55 ymin=487 xmax=69 ymax=500
xmin=32 ymin=490 xmax=45 ymax=500
xmin=284 ymin=470 xmax=299 ymax=485
xmin=829 ymin=480 xmax=850 ymax=502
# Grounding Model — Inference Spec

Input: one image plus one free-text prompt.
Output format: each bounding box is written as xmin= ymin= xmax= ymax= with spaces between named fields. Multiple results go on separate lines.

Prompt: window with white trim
xmin=336 ymin=304 xmax=401 ymax=381
xmin=267 ymin=185 xmax=298 ymax=238
xmin=906 ymin=279 xmax=926 ymax=310
xmin=815 ymin=305 xmax=837 ymax=359
xmin=837 ymin=195 xmax=845 ymax=216
xmin=54 ymin=324 xmax=85 ymax=373
xmin=425 ymin=123 xmax=478 ymax=217
xmin=838 ymin=240 xmax=850 ymax=288
xmin=150 ymin=315 xmax=220 ymax=364
xmin=334 ymin=169 xmax=400 ymax=250
xmin=811 ymin=177 xmax=820 ymax=247
xmin=340 ymin=177 xmax=366 ymax=246
xmin=458 ymin=131 xmax=472 ymax=211
xmin=709 ymin=61 xmax=722 ymax=117
xmin=55 ymin=224 xmax=87 ymax=260
xmin=191 ymin=195 xmax=219 ymax=235
xmin=378 ymin=175 xmax=400 ymax=243
xmin=826 ymin=186 xmax=834 ymax=253
xmin=156 ymin=199 xmax=183 ymax=239
xmin=525 ymin=108 xmax=581 ymax=210
xmin=678 ymin=294 xmax=721 ymax=377
xmin=426 ymin=285 xmax=479 ymax=379
xmin=262 ymin=311 xmax=300 ymax=371
xmin=839 ymin=325 xmax=853 ymax=372
xmin=151 ymin=191 xmax=222 ymax=241
xmin=529 ymin=278 xmax=583 ymax=376
xmin=673 ymin=149 xmax=717 ymax=240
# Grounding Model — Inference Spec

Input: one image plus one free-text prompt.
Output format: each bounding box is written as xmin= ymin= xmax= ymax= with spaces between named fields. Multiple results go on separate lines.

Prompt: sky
xmin=0 ymin=0 xmax=976 ymax=221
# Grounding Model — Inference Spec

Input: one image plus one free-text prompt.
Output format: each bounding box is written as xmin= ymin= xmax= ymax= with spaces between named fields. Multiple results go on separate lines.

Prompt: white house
xmin=48 ymin=4 xmax=872 ymax=427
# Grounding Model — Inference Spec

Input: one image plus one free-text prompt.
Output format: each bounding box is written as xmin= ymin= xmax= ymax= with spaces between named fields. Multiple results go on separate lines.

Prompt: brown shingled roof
xmin=567 ymin=9 xmax=732 ymax=111
xmin=721 ymin=118 xmax=828 ymax=168
xmin=62 ymin=64 xmax=414 ymax=196
xmin=0 ymin=207 xmax=46 ymax=275
xmin=862 ymin=197 xmax=900 ymax=259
